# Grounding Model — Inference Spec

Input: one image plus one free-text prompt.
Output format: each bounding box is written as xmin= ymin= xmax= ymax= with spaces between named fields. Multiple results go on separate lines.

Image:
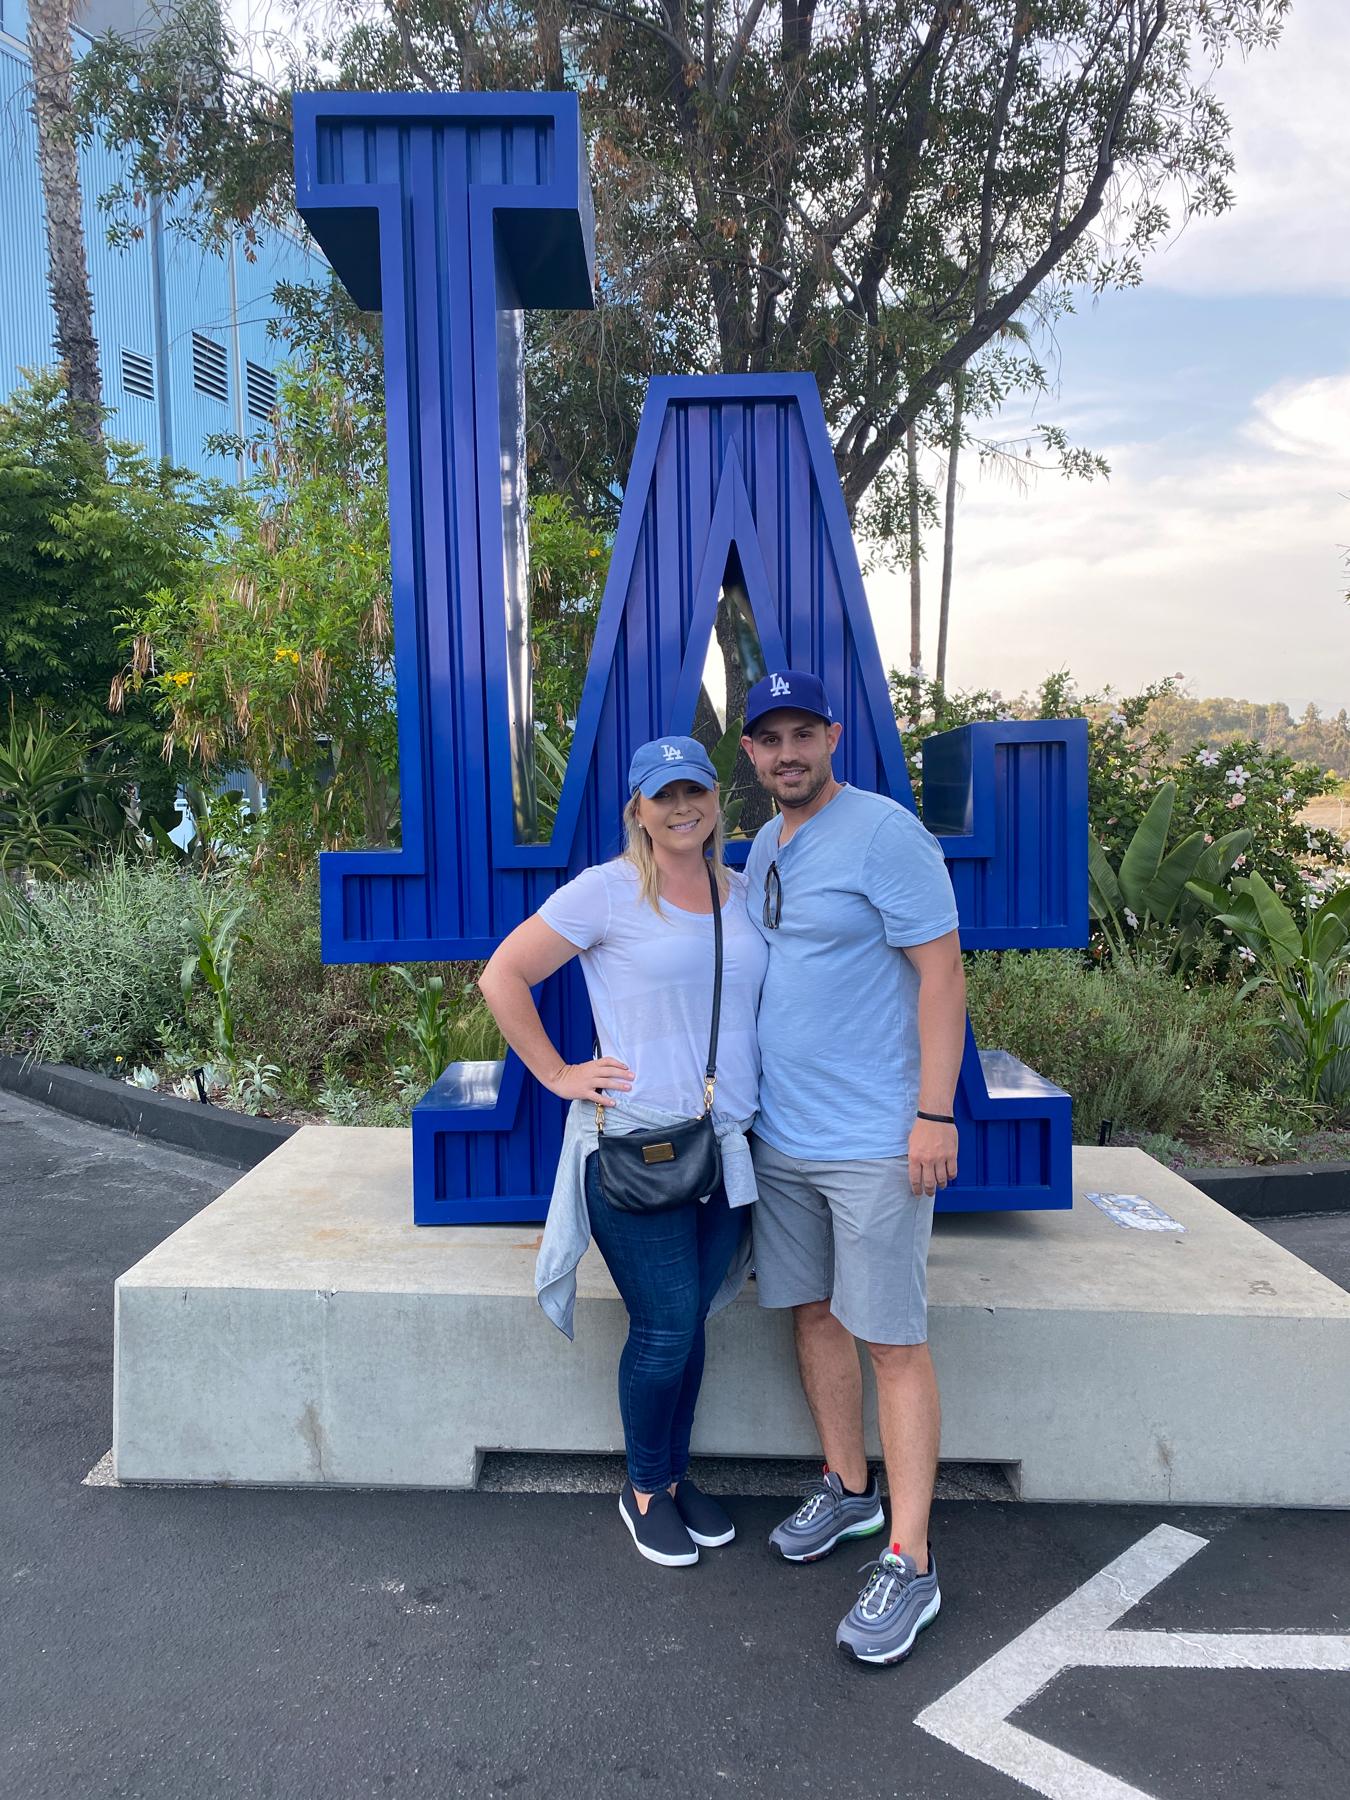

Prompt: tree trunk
xmin=936 ymin=369 xmax=965 ymax=694
xmin=29 ymin=0 xmax=102 ymax=442
xmin=906 ymin=421 xmax=921 ymax=726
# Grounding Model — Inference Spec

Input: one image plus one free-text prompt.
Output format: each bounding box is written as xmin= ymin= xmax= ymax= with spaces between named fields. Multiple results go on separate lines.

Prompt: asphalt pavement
xmin=1258 ymin=1210 xmax=1350 ymax=1293
xmin=3 ymin=1089 xmax=1348 ymax=1800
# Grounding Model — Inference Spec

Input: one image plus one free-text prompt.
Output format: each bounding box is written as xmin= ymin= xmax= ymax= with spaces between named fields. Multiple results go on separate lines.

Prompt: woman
xmin=478 ymin=735 xmax=766 ymax=1567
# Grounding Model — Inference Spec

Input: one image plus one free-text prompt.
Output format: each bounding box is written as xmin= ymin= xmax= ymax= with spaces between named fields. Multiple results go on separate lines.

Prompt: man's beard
xmin=771 ymin=758 xmax=833 ymax=812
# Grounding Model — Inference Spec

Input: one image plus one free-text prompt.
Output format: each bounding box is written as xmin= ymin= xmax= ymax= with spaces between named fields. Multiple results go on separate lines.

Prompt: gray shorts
xmin=749 ymin=1135 xmax=934 ymax=1346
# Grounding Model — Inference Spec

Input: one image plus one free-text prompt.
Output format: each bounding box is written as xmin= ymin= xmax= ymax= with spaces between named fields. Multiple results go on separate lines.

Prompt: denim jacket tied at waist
xmin=535 ymin=1097 xmax=758 ymax=1340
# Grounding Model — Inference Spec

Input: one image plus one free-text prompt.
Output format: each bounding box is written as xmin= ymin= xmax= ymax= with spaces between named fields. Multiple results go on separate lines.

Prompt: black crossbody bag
xmin=594 ymin=859 xmax=723 ymax=1214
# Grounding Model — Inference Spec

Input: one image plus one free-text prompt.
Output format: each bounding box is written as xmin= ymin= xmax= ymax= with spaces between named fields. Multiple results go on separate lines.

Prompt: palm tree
xmin=28 ymin=0 xmax=102 ymax=443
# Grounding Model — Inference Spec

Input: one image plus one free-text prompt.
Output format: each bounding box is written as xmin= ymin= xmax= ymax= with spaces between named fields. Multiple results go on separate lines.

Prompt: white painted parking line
xmin=916 ymin=1523 xmax=1350 ymax=1800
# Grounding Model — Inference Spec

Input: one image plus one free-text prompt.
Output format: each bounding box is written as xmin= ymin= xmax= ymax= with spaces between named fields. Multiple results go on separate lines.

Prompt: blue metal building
xmin=0 ymin=0 xmax=323 ymax=475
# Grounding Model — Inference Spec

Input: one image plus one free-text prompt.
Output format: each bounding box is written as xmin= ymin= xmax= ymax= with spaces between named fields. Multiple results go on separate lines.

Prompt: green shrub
xmin=214 ymin=873 xmax=501 ymax=1099
xmin=964 ymin=949 xmax=1279 ymax=1143
xmin=199 ymin=872 xmax=389 ymax=1094
xmin=0 ymin=709 xmax=111 ymax=878
xmin=0 ymin=857 xmax=198 ymax=1067
xmin=6 ymin=864 xmax=510 ymax=1100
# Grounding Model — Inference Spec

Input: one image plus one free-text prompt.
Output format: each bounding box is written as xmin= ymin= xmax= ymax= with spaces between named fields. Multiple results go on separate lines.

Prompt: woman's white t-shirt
xmin=538 ymin=859 xmax=767 ymax=1122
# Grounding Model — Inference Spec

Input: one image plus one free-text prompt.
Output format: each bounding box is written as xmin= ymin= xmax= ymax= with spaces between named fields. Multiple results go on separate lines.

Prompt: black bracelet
xmin=916 ymin=1109 xmax=956 ymax=1124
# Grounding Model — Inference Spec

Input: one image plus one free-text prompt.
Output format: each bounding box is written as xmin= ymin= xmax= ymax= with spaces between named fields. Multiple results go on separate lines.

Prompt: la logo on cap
xmin=769 ymin=673 xmax=791 ymax=697
xmin=662 ymin=744 xmax=681 ymax=760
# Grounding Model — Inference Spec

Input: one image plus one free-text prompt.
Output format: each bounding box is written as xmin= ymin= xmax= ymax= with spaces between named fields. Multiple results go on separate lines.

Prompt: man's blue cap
xmin=743 ymin=669 xmax=834 ymax=732
xmin=628 ymin=735 xmax=719 ymax=798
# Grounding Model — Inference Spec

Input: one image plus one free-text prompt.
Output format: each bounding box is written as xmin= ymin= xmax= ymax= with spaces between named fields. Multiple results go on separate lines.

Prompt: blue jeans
xmin=584 ymin=1152 xmax=747 ymax=1493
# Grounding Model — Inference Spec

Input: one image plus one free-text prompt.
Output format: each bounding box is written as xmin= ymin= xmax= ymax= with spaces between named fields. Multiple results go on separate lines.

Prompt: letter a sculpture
xmin=292 ymin=91 xmax=1089 ymax=1224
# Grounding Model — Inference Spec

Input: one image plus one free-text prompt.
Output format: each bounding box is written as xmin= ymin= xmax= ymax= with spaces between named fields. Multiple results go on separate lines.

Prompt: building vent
xmin=245 ymin=360 xmax=278 ymax=421
xmin=121 ymin=348 xmax=155 ymax=401
xmin=191 ymin=332 xmax=229 ymax=403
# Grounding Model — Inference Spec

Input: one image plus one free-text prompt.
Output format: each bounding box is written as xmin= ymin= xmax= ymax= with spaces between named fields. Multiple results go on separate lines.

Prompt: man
xmin=740 ymin=669 xmax=966 ymax=1666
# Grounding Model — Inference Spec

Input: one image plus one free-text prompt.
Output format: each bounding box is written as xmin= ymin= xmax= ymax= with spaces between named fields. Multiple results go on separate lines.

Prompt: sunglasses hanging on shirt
xmin=762 ymin=860 xmax=782 ymax=930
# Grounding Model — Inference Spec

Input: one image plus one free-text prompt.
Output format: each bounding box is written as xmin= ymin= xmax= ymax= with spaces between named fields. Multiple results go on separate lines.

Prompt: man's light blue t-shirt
xmin=745 ymin=785 xmax=959 ymax=1160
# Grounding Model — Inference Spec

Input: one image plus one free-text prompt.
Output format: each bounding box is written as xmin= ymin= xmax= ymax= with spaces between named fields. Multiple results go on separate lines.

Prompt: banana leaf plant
xmin=1088 ymin=780 xmax=1250 ymax=969
xmin=1185 ymin=868 xmax=1350 ymax=1107
xmin=181 ymin=886 xmax=252 ymax=1074
xmin=709 ymin=714 xmax=745 ymax=838
xmin=532 ymin=725 xmax=570 ymax=838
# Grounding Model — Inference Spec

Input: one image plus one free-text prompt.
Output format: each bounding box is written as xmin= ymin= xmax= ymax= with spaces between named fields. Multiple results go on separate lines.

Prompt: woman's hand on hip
xmin=547 ymin=1057 xmax=635 ymax=1105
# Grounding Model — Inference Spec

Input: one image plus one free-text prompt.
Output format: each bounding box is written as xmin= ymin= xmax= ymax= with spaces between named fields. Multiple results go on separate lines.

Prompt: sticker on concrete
xmin=916 ymin=1523 xmax=1350 ymax=1800
xmin=1085 ymin=1191 xmax=1186 ymax=1233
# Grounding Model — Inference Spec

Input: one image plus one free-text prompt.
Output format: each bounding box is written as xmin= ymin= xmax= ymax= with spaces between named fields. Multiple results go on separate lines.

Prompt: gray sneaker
xmin=768 ymin=1470 xmax=885 ymax=1563
xmin=835 ymin=1546 xmax=940 ymax=1665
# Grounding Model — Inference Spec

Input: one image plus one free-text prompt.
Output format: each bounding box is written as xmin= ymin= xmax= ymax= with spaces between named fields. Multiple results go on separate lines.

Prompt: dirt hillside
xmin=1300 ymin=794 xmax=1350 ymax=840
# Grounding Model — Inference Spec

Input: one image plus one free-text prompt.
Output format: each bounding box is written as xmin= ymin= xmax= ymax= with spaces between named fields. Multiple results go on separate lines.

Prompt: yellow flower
xmin=168 ymin=671 xmax=194 ymax=687
xmin=274 ymin=646 xmax=301 ymax=664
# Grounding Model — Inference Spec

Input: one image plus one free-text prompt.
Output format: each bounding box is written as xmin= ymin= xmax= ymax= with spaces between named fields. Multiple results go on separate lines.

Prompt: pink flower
xmin=1227 ymin=792 xmax=1246 ymax=809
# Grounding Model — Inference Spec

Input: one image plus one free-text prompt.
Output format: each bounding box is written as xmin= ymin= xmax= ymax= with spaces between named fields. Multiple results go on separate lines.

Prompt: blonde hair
xmin=622 ymin=789 xmax=730 ymax=913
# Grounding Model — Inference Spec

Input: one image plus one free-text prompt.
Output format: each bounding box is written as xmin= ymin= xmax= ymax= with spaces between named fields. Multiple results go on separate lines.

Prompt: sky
xmin=868 ymin=0 xmax=1350 ymax=715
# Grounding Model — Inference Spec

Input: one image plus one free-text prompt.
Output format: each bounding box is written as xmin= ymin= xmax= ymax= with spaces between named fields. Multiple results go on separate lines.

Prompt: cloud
xmin=867 ymin=369 xmax=1350 ymax=713
xmin=1245 ymin=373 xmax=1350 ymax=460
xmin=1144 ymin=0 xmax=1350 ymax=297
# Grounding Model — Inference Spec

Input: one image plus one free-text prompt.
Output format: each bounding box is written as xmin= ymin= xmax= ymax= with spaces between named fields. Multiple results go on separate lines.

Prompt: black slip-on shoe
xmin=619 ymin=1483 xmax=699 ymax=1567
xmin=673 ymin=1479 xmax=735 ymax=1547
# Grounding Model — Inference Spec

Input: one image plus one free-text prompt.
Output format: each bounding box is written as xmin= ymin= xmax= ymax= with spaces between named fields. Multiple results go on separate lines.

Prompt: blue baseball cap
xmin=743 ymin=669 xmax=834 ymax=732
xmin=627 ymin=735 xmax=719 ymax=798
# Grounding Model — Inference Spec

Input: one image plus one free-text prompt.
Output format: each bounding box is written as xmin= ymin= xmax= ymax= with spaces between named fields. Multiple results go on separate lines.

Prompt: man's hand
xmin=908 ymin=1117 xmax=958 ymax=1198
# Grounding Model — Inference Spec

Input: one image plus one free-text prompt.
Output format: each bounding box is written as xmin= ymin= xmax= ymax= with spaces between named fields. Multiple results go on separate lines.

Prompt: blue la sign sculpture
xmin=293 ymin=91 xmax=1089 ymax=1225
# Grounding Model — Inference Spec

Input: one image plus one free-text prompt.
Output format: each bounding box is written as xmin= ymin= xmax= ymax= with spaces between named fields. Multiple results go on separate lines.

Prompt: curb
xmin=0 ymin=1055 xmax=296 ymax=1169
xmin=1188 ymin=1161 xmax=1350 ymax=1219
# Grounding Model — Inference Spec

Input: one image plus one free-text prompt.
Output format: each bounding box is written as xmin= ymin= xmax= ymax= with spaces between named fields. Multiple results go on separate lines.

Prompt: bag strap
xmin=595 ymin=857 xmax=725 ymax=1132
xmin=702 ymin=856 xmax=723 ymax=1115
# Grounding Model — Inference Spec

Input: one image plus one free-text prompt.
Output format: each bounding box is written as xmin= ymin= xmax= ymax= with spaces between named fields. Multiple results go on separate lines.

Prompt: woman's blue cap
xmin=628 ymin=735 xmax=719 ymax=798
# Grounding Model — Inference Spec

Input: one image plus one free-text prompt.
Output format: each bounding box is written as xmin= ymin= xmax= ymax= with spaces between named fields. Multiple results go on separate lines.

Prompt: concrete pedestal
xmin=113 ymin=1129 xmax=1350 ymax=1505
